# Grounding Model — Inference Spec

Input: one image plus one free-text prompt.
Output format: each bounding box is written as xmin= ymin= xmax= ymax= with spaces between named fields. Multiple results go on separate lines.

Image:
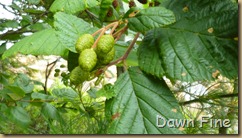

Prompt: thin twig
xmin=44 ymin=58 xmax=60 ymax=93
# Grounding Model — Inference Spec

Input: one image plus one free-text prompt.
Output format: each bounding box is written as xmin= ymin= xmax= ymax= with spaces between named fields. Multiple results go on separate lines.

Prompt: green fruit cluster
xmin=69 ymin=34 xmax=116 ymax=86
xmin=69 ymin=66 xmax=90 ymax=85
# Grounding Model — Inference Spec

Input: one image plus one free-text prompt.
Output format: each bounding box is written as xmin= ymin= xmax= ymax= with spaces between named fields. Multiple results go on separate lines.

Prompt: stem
xmin=92 ymin=21 xmax=119 ymax=48
xmin=110 ymin=22 xmax=119 ymax=35
xmin=44 ymin=58 xmax=60 ymax=93
xmin=114 ymin=25 xmax=128 ymax=42
xmin=92 ymin=29 xmax=106 ymax=48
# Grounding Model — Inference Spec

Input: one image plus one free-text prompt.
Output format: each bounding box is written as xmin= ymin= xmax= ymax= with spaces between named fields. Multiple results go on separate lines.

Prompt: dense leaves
xmin=138 ymin=0 xmax=238 ymax=82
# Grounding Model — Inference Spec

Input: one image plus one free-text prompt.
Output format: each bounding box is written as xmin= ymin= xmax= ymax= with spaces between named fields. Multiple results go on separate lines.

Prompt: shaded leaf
xmin=107 ymin=67 xmax=184 ymax=134
xmin=137 ymin=32 xmax=165 ymax=79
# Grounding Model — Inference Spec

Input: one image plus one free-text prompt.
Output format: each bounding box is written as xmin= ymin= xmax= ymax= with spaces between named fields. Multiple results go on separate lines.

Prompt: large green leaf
xmin=54 ymin=12 xmax=98 ymax=53
xmin=127 ymin=7 xmax=175 ymax=33
xmin=6 ymin=106 xmax=31 ymax=127
xmin=138 ymin=0 xmax=238 ymax=82
xmin=107 ymin=67 xmax=184 ymax=134
xmin=2 ymin=29 xmax=69 ymax=59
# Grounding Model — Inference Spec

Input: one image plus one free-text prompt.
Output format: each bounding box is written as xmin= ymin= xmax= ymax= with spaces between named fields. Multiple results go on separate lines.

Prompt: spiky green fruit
xmin=96 ymin=35 xmax=114 ymax=55
xmin=69 ymin=66 xmax=90 ymax=85
xmin=99 ymin=47 xmax=115 ymax=65
xmin=78 ymin=48 xmax=97 ymax=71
xmin=75 ymin=34 xmax=94 ymax=53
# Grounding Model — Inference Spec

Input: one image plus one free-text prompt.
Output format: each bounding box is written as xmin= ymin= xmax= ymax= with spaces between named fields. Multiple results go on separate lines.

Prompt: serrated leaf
xmin=2 ymin=29 xmax=69 ymax=59
xmin=138 ymin=0 xmax=238 ymax=82
xmin=127 ymin=7 xmax=175 ymax=33
xmin=54 ymin=12 xmax=98 ymax=52
xmin=52 ymin=88 xmax=78 ymax=101
xmin=107 ymin=67 xmax=184 ymax=134
xmin=6 ymin=106 xmax=31 ymax=127
xmin=137 ymin=32 xmax=165 ymax=79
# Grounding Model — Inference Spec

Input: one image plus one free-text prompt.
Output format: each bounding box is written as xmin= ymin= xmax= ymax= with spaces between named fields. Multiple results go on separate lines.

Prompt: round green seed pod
xmin=96 ymin=35 xmax=114 ymax=55
xmin=75 ymin=34 xmax=94 ymax=53
xmin=69 ymin=66 xmax=90 ymax=85
xmin=78 ymin=48 xmax=97 ymax=71
xmin=99 ymin=47 xmax=115 ymax=65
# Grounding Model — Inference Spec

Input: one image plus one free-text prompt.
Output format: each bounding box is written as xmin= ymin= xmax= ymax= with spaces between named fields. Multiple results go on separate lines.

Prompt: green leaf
xmin=13 ymin=73 xmax=34 ymax=93
xmin=0 ymin=20 xmax=19 ymax=28
xmin=41 ymin=103 xmax=63 ymax=122
xmin=127 ymin=7 xmax=175 ymax=33
xmin=31 ymin=92 xmax=55 ymax=100
xmin=137 ymin=32 xmax=165 ymax=79
xmin=96 ymin=83 xmax=115 ymax=99
xmin=107 ymin=67 xmax=184 ymax=134
xmin=6 ymin=86 xmax=26 ymax=100
xmin=54 ymin=12 xmax=98 ymax=52
xmin=29 ymin=23 xmax=51 ymax=31
xmin=27 ymin=0 xmax=40 ymax=5
xmin=50 ymin=0 xmax=85 ymax=14
xmin=2 ymin=29 xmax=69 ymax=59
xmin=138 ymin=0 xmax=238 ymax=82
xmin=23 ymin=8 xmax=44 ymax=14
xmin=6 ymin=106 xmax=31 ymax=127
xmin=50 ymin=0 xmax=98 ymax=14
xmin=52 ymin=88 xmax=78 ymax=101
